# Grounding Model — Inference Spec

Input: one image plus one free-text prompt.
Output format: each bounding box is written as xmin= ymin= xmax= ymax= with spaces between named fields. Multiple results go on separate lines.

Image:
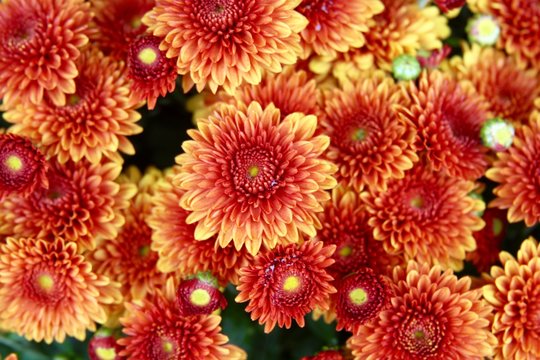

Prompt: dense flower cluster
xmin=0 ymin=1 xmax=538 ymax=359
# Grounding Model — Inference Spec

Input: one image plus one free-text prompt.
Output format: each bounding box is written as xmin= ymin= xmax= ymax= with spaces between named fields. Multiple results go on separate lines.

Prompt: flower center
xmin=131 ymin=16 xmax=143 ymax=29
xmin=37 ymin=274 xmax=54 ymax=292
xmin=409 ymin=195 xmax=424 ymax=209
xmin=162 ymin=340 xmax=174 ymax=353
xmin=399 ymin=315 xmax=444 ymax=356
xmin=128 ymin=36 xmax=171 ymax=80
xmin=195 ymin=0 xmax=242 ymax=31
xmin=138 ymin=47 xmax=158 ymax=65
xmin=349 ymin=288 xmax=368 ymax=305
xmin=247 ymin=164 xmax=260 ymax=178
xmin=189 ymin=288 xmax=212 ymax=306
xmin=138 ymin=245 xmax=150 ymax=257
xmin=282 ymin=275 xmax=301 ymax=292
xmin=338 ymin=245 xmax=352 ymax=257
xmin=492 ymin=218 xmax=503 ymax=236
xmin=351 ymin=128 xmax=368 ymax=142
xmin=4 ymin=154 xmax=23 ymax=172
xmin=95 ymin=348 xmax=117 ymax=360
xmin=231 ymin=147 xmax=280 ymax=196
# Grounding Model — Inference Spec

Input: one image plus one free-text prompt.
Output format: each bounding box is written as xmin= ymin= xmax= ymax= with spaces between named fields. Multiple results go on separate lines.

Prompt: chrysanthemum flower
xmin=3 ymin=47 xmax=142 ymax=164
xmin=317 ymin=186 xmax=403 ymax=279
xmin=334 ymin=268 xmax=390 ymax=334
xmin=467 ymin=208 xmax=507 ymax=273
xmin=143 ymin=0 xmax=308 ymax=94
xmin=127 ymin=35 xmax=178 ymax=110
xmin=176 ymin=276 xmax=227 ymax=316
xmin=149 ymin=167 xmax=254 ymax=285
xmin=301 ymin=350 xmax=345 ymax=360
xmin=0 ymin=159 xmax=135 ymax=252
xmin=0 ymin=134 xmax=48 ymax=199
xmin=483 ymin=237 xmax=540 ymax=359
xmin=296 ymin=0 xmax=383 ymax=57
xmin=175 ymin=102 xmax=337 ymax=255
xmin=0 ymin=0 xmax=91 ymax=106
xmin=349 ymin=261 xmax=496 ymax=359
xmin=91 ymin=167 xmax=165 ymax=301
xmin=0 ymin=237 xmax=122 ymax=344
xmin=321 ymin=73 xmax=417 ymax=192
xmin=119 ymin=279 xmax=234 ymax=360
xmin=90 ymin=0 xmax=155 ymax=59
xmin=449 ymin=44 xmax=540 ymax=124
xmin=236 ymin=240 xmax=336 ymax=333
xmin=361 ymin=162 xmax=484 ymax=271
xmin=397 ymin=70 xmax=489 ymax=180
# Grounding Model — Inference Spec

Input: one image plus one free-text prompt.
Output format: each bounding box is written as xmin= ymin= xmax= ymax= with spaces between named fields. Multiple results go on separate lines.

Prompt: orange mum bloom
xmin=0 ymin=0 xmax=91 ymax=106
xmin=236 ymin=240 xmax=336 ymax=333
xmin=467 ymin=208 xmax=507 ymax=273
xmin=149 ymin=167 xmax=253 ymax=285
xmin=127 ymin=35 xmax=178 ymax=110
xmin=321 ymin=73 xmax=418 ymax=192
xmin=361 ymin=162 xmax=484 ymax=271
xmin=0 ymin=237 xmax=122 ymax=343
xmin=119 ymin=279 xmax=234 ymax=360
xmin=317 ymin=186 xmax=403 ymax=279
xmin=349 ymin=261 xmax=496 ymax=359
xmin=487 ymin=113 xmax=540 ymax=226
xmin=483 ymin=237 xmax=540 ymax=359
xmin=91 ymin=167 xmax=166 ymax=301
xmin=296 ymin=0 xmax=383 ymax=57
xmin=4 ymin=47 xmax=142 ymax=164
xmin=449 ymin=44 xmax=540 ymax=124
xmin=90 ymin=0 xmax=155 ymax=59
xmin=0 ymin=134 xmax=48 ymax=199
xmin=397 ymin=70 xmax=489 ymax=180
xmin=175 ymin=102 xmax=337 ymax=255
xmin=143 ymin=0 xmax=308 ymax=93
xmin=0 ymin=159 xmax=135 ymax=252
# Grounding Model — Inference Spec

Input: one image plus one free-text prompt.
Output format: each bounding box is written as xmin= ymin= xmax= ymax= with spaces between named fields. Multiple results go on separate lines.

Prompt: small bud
xmin=480 ymin=118 xmax=515 ymax=151
xmin=467 ymin=14 xmax=500 ymax=46
xmin=177 ymin=275 xmax=227 ymax=316
xmin=392 ymin=55 xmax=421 ymax=81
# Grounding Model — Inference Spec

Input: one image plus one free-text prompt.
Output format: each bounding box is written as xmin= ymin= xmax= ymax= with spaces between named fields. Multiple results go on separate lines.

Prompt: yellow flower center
xmin=68 ymin=94 xmax=81 ymax=106
xmin=492 ymin=126 xmax=512 ymax=146
xmin=131 ymin=16 xmax=142 ymax=29
xmin=138 ymin=47 xmax=158 ymax=65
xmin=247 ymin=165 xmax=260 ymax=178
xmin=492 ymin=218 xmax=503 ymax=236
xmin=162 ymin=339 xmax=174 ymax=353
xmin=96 ymin=348 xmax=117 ymax=360
xmin=414 ymin=330 xmax=425 ymax=339
xmin=282 ymin=275 xmax=301 ymax=292
xmin=351 ymin=128 xmax=368 ymax=141
xmin=349 ymin=288 xmax=368 ymax=305
xmin=338 ymin=246 xmax=352 ymax=257
xmin=138 ymin=245 xmax=150 ymax=257
xmin=477 ymin=18 xmax=498 ymax=38
xmin=190 ymin=288 xmax=211 ymax=306
xmin=4 ymin=155 xmax=23 ymax=172
xmin=410 ymin=195 xmax=424 ymax=209
xmin=37 ymin=274 xmax=54 ymax=292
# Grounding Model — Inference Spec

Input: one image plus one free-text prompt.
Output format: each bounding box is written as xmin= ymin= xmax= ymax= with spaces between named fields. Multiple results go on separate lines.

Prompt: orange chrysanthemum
xmin=487 ymin=113 xmax=540 ymax=226
xmin=119 ymin=279 xmax=234 ymax=360
xmin=175 ymin=102 xmax=337 ymax=255
xmin=0 ymin=159 xmax=135 ymax=252
xmin=236 ymin=240 xmax=336 ymax=333
xmin=0 ymin=237 xmax=122 ymax=343
xmin=316 ymin=186 xmax=402 ymax=279
xmin=321 ymin=73 xmax=418 ymax=192
xmin=91 ymin=167 xmax=166 ymax=301
xmin=143 ymin=0 xmax=308 ymax=93
xmin=0 ymin=133 xmax=48 ymax=199
xmin=296 ymin=0 xmax=383 ymax=57
xmin=349 ymin=261 xmax=496 ymax=359
xmin=467 ymin=208 xmax=507 ymax=273
xmin=4 ymin=47 xmax=142 ymax=164
xmin=149 ymin=167 xmax=253 ymax=285
xmin=90 ymin=0 xmax=155 ymax=59
xmin=361 ymin=162 xmax=484 ymax=271
xmin=0 ymin=0 xmax=91 ymax=106
xmin=483 ymin=237 xmax=540 ymax=359
xmin=397 ymin=70 xmax=489 ymax=180
xmin=449 ymin=44 xmax=540 ymax=124
xmin=127 ymin=35 xmax=178 ymax=110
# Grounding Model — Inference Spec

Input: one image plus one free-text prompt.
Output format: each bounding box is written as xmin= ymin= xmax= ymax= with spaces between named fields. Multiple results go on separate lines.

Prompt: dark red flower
xmin=176 ymin=277 xmax=227 ymax=316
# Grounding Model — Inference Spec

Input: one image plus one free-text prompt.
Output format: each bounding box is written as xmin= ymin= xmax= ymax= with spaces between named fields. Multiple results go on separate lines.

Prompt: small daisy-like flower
xmin=127 ymin=35 xmax=178 ymax=110
xmin=392 ymin=55 xmax=422 ymax=81
xmin=175 ymin=102 xmax=337 ymax=255
xmin=349 ymin=261 xmax=497 ymax=359
xmin=334 ymin=268 xmax=390 ymax=334
xmin=119 ymin=279 xmax=234 ymax=360
xmin=176 ymin=276 xmax=227 ymax=316
xmin=449 ymin=44 xmax=540 ymax=124
xmin=483 ymin=237 xmax=540 ymax=359
xmin=236 ymin=240 xmax=336 ymax=333
xmin=90 ymin=0 xmax=155 ymax=59
xmin=149 ymin=167 xmax=254 ymax=285
xmin=321 ymin=73 xmax=417 ymax=192
xmin=0 ymin=0 xmax=91 ymax=106
xmin=361 ymin=162 xmax=484 ymax=271
xmin=0 ymin=159 xmax=135 ymax=252
xmin=487 ymin=113 xmax=540 ymax=226
xmin=467 ymin=208 xmax=507 ymax=273
xmin=0 ymin=134 xmax=48 ymax=199
xmin=0 ymin=237 xmax=122 ymax=344
xmin=481 ymin=118 xmax=515 ymax=151
xmin=88 ymin=328 xmax=123 ymax=360
xmin=4 ymin=47 xmax=143 ymax=164
xmin=91 ymin=167 xmax=165 ymax=301
xmin=143 ymin=0 xmax=308 ymax=94
xmin=296 ymin=0 xmax=383 ymax=57
xmin=466 ymin=14 xmax=500 ymax=46
xmin=397 ymin=70 xmax=489 ymax=180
